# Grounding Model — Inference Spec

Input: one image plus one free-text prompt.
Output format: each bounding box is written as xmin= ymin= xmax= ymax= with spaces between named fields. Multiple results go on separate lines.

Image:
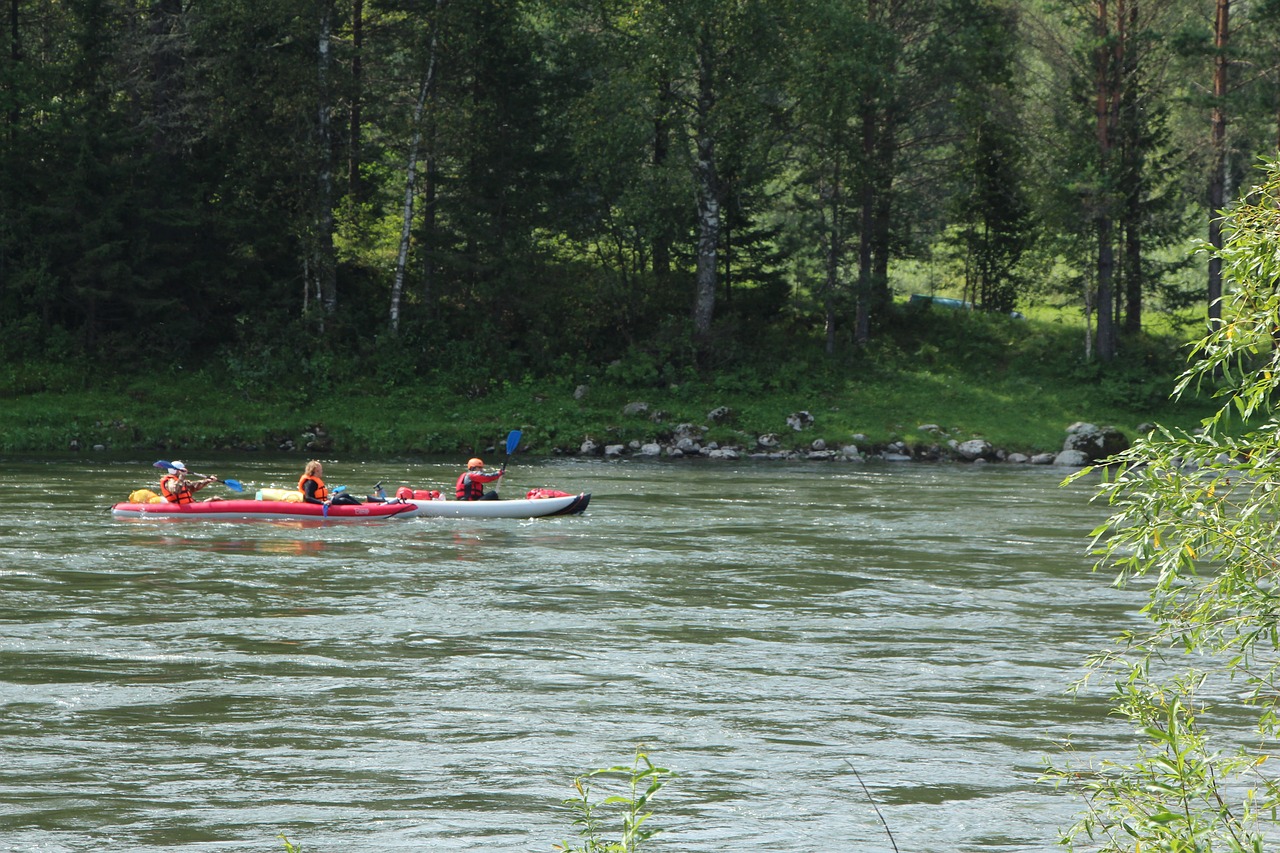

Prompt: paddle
xmin=152 ymin=460 xmax=244 ymax=492
xmin=495 ymin=429 xmax=521 ymax=496
xmin=501 ymin=429 xmax=522 ymax=472
xmin=322 ymin=485 xmax=352 ymax=518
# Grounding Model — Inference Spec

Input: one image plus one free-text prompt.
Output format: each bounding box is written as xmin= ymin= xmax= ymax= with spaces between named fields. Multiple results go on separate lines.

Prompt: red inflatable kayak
xmin=110 ymin=499 xmax=417 ymax=521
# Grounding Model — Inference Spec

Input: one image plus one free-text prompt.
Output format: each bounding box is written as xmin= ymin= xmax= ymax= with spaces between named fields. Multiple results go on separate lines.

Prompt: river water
xmin=0 ymin=455 xmax=1142 ymax=852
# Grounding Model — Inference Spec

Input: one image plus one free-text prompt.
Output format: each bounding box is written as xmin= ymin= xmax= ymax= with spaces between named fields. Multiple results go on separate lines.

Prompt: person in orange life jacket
xmin=159 ymin=461 xmax=220 ymax=504
xmin=298 ymin=460 xmax=362 ymax=506
xmin=456 ymin=457 xmax=503 ymax=500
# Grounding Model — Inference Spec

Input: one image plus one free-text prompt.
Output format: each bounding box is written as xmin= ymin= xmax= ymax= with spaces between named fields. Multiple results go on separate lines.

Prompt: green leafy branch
xmin=555 ymin=748 xmax=674 ymax=853
xmin=1050 ymin=158 xmax=1280 ymax=852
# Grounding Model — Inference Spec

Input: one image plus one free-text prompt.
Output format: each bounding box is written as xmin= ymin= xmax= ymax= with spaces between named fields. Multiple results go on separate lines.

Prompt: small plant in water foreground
xmin=555 ymin=749 xmax=674 ymax=853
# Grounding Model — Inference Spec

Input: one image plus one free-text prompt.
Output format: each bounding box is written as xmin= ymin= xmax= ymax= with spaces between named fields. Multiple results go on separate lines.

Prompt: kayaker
xmin=299 ymin=460 xmax=361 ymax=506
xmin=159 ymin=461 xmax=219 ymax=504
xmin=456 ymin=457 xmax=503 ymax=500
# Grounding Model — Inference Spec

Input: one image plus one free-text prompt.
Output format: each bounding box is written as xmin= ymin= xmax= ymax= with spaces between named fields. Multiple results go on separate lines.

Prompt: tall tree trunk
xmin=389 ymin=78 xmax=430 ymax=335
xmin=824 ymin=169 xmax=843 ymax=355
xmin=312 ymin=0 xmax=338 ymax=321
xmin=1096 ymin=219 xmax=1116 ymax=360
xmin=2 ymin=0 xmax=16 ymax=296
xmin=390 ymin=0 xmax=442 ymax=334
xmin=1093 ymin=0 xmax=1118 ymax=361
xmin=349 ymin=0 xmax=364 ymax=202
xmin=871 ymin=122 xmax=894 ymax=314
xmin=1083 ymin=281 xmax=1095 ymax=360
xmin=722 ymin=219 xmax=732 ymax=304
xmin=854 ymin=0 xmax=887 ymax=348
xmin=855 ymin=99 xmax=875 ymax=347
xmin=1120 ymin=0 xmax=1142 ymax=335
xmin=692 ymin=27 xmax=721 ymax=342
xmin=7 ymin=0 xmax=17 ymax=135
xmin=1123 ymin=221 xmax=1141 ymax=333
xmin=653 ymin=76 xmax=673 ymax=282
xmin=422 ymin=141 xmax=438 ymax=307
xmin=1208 ymin=0 xmax=1230 ymax=327
xmin=148 ymin=0 xmax=181 ymax=158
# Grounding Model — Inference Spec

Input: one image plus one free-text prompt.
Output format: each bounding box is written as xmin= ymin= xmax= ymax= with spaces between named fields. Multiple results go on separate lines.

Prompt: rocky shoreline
xmin=570 ymin=405 xmax=1133 ymax=467
xmin=67 ymin=409 xmax=1135 ymax=466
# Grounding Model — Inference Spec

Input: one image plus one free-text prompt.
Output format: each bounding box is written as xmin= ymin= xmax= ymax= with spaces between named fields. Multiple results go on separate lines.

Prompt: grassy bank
xmin=0 ymin=308 xmax=1217 ymax=457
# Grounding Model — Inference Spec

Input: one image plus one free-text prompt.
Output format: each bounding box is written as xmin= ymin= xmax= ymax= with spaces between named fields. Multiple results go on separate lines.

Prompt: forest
xmin=0 ymin=0 xmax=1274 ymax=396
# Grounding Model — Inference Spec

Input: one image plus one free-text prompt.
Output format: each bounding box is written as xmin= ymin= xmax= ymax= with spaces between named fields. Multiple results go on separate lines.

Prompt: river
xmin=0 ymin=455 xmax=1141 ymax=852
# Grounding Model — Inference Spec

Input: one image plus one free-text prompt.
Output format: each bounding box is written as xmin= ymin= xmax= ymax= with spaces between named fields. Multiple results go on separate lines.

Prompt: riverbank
xmin=2 ymin=317 xmax=1214 ymax=461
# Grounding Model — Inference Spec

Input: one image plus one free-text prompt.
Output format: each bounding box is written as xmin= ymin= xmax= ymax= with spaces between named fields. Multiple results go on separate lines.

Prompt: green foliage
xmin=0 ymin=331 xmax=94 ymax=396
xmin=1054 ymin=681 xmax=1268 ymax=853
xmin=603 ymin=348 xmax=663 ymax=388
xmin=602 ymin=318 xmax=700 ymax=389
xmin=555 ymin=749 xmax=673 ymax=853
xmin=0 ymin=298 xmax=1216 ymax=456
xmin=0 ymin=0 xmax=1265 ymax=375
xmin=1048 ymin=159 xmax=1280 ymax=852
xmin=941 ymin=0 xmax=1034 ymax=314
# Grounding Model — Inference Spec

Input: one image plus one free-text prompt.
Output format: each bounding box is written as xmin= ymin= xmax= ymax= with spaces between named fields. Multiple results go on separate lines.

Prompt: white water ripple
xmin=0 ymin=456 xmax=1145 ymax=852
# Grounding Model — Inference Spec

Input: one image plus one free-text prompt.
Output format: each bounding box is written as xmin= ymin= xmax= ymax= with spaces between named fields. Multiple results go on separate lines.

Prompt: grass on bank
xmin=0 ymin=305 xmax=1219 ymax=456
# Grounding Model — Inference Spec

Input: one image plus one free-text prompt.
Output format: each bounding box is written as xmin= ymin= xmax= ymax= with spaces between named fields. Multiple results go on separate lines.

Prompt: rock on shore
xmin=564 ymin=405 xmax=1134 ymax=467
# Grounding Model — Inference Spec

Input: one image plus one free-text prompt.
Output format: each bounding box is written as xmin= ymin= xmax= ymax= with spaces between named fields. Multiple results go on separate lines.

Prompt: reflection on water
xmin=153 ymin=536 xmax=329 ymax=556
xmin=0 ymin=456 xmax=1144 ymax=852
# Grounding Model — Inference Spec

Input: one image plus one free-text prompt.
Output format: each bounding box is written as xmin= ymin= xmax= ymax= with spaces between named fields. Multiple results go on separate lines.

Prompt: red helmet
xmin=467 ymin=458 xmax=484 ymax=469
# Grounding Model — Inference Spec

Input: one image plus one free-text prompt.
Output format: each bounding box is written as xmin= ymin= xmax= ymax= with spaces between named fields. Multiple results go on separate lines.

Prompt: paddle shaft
xmin=152 ymin=461 xmax=243 ymax=492
xmin=187 ymin=471 xmax=244 ymax=492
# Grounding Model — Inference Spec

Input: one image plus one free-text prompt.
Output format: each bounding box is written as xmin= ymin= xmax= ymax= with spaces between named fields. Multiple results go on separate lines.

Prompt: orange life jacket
xmin=298 ymin=474 xmax=328 ymax=500
xmin=455 ymin=471 xmax=477 ymax=500
xmin=456 ymin=470 xmax=499 ymax=500
xmin=160 ymin=474 xmax=193 ymax=504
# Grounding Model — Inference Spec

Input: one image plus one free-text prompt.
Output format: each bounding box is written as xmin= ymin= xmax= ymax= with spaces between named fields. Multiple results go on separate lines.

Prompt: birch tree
xmin=308 ymin=0 xmax=338 ymax=321
xmin=784 ymin=0 xmax=877 ymax=353
xmin=390 ymin=0 xmax=442 ymax=335
xmin=631 ymin=0 xmax=781 ymax=346
xmin=540 ymin=0 xmax=781 ymax=350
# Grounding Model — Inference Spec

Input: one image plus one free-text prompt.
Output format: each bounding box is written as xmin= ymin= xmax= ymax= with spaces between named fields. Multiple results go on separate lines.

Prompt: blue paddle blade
xmin=223 ymin=479 xmax=244 ymax=492
xmin=153 ymin=460 xmax=172 ymax=470
xmin=506 ymin=430 xmax=522 ymax=455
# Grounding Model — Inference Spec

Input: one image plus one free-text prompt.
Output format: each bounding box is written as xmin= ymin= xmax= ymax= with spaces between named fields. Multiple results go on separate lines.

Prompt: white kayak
xmin=400 ymin=492 xmax=590 ymax=519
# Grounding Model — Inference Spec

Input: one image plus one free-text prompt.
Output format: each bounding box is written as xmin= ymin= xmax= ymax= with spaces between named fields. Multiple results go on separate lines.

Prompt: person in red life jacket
xmin=159 ymin=461 xmax=219 ymax=504
xmin=298 ymin=460 xmax=361 ymax=506
xmin=456 ymin=457 xmax=503 ymax=500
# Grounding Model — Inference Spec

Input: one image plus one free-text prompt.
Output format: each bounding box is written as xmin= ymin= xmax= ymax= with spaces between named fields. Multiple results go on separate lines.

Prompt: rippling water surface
xmin=0 ymin=455 xmax=1140 ymax=852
